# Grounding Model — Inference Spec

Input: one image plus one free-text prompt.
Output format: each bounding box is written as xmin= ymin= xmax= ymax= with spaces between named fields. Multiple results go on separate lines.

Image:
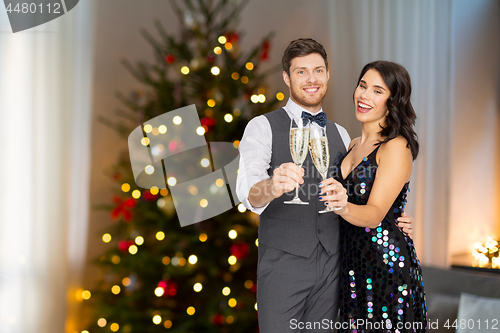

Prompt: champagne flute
xmin=309 ymin=126 xmax=341 ymax=213
xmin=284 ymin=117 xmax=310 ymax=205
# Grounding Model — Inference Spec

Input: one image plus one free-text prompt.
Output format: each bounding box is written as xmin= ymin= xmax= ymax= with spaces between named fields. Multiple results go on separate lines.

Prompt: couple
xmin=236 ymin=38 xmax=427 ymax=332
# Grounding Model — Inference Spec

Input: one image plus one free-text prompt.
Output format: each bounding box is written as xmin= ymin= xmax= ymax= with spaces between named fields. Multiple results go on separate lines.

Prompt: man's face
xmin=283 ymin=53 xmax=329 ymax=113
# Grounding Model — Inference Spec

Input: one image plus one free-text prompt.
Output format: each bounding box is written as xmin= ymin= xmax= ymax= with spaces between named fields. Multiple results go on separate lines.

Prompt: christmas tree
xmin=82 ymin=1 xmax=283 ymax=332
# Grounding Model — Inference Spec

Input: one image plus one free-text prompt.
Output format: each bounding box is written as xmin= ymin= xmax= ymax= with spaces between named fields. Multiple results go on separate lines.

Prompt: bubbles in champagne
xmin=309 ymin=138 xmax=330 ymax=178
xmin=290 ymin=128 xmax=310 ymax=166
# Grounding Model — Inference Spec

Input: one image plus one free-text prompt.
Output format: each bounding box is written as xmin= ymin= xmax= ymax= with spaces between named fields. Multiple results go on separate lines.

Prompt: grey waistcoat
xmin=259 ymin=108 xmax=347 ymax=258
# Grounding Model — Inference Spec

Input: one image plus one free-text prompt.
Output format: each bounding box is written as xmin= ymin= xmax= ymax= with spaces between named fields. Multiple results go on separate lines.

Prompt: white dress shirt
xmin=236 ymin=98 xmax=351 ymax=214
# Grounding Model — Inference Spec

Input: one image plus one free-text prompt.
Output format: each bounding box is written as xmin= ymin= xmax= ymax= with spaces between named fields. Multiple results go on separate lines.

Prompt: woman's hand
xmin=397 ymin=212 xmax=414 ymax=239
xmin=318 ymin=178 xmax=348 ymax=213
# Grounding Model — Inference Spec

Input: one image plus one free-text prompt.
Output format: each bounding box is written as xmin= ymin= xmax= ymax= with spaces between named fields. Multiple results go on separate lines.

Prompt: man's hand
xmin=397 ymin=212 xmax=414 ymax=239
xmin=248 ymin=163 xmax=304 ymax=208
xmin=318 ymin=178 xmax=348 ymax=213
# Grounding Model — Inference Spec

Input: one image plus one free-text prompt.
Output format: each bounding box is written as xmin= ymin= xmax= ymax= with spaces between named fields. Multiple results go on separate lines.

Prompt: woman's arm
xmin=333 ymin=136 xmax=413 ymax=228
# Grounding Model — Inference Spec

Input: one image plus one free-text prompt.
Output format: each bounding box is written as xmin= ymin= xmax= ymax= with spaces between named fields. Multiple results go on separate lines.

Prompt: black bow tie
xmin=301 ymin=111 xmax=327 ymax=127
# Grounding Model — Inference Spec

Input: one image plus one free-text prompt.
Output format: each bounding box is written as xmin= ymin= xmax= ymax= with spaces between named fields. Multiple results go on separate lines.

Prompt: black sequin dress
xmin=337 ymin=146 xmax=427 ymax=333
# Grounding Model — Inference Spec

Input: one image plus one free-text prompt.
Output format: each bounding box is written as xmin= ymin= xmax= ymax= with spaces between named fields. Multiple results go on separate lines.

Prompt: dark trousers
xmin=257 ymin=242 xmax=340 ymax=333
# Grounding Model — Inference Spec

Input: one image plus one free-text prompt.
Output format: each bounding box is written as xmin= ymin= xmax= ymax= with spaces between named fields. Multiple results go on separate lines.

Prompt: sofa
xmin=422 ymin=265 xmax=500 ymax=332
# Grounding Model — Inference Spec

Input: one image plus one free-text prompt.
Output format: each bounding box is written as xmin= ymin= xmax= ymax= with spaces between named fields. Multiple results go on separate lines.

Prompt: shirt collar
xmin=284 ymin=98 xmax=324 ymax=122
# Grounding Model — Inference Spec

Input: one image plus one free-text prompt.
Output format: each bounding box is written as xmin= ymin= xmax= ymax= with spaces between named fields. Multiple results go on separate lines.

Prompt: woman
xmin=328 ymin=61 xmax=427 ymax=332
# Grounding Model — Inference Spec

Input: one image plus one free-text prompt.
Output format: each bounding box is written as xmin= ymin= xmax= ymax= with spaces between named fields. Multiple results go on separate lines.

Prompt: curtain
xmin=327 ymin=0 xmax=453 ymax=266
xmin=0 ymin=2 xmax=95 ymax=332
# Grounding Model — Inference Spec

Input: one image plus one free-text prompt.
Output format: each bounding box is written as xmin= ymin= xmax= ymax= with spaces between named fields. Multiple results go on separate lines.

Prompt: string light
xmin=132 ymin=190 xmax=141 ymax=199
xmin=250 ymin=95 xmax=259 ymax=103
xmin=178 ymin=258 xmax=187 ymax=266
xmin=121 ymin=183 xmax=130 ymax=192
xmin=211 ymin=66 xmax=220 ymax=75
xmin=122 ymin=277 xmax=131 ymax=286
xmin=141 ymin=137 xmax=150 ymax=146
xmin=228 ymin=255 xmax=237 ymax=265
xmin=222 ymin=287 xmax=231 ymax=296
xmin=153 ymin=315 xmax=162 ymax=325
xmin=173 ymin=116 xmax=182 ymax=125
xmin=164 ymin=320 xmax=172 ymax=329
xmin=255 ymin=303 xmax=258 ymax=310
xmin=231 ymin=72 xmax=239 ymax=80
xmin=156 ymin=231 xmax=165 ymax=241
xmin=159 ymin=125 xmax=167 ymax=134
xmin=162 ymin=256 xmax=170 ymax=265
xmin=129 ymin=245 xmax=138 ymax=255
xmin=237 ymin=203 xmax=246 ymax=213
xmin=160 ymin=189 xmax=169 ymax=196
xmin=233 ymin=140 xmax=240 ymax=148
xmin=144 ymin=124 xmax=153 ymax=133
xmin=196 ymin=126 xmax=205 ymax=135
xmin=207 ymin=99 xmax=216 ymax=107
xmin=181 ymin=66 xmax=190 ymax=75
xmin=233 ymin=108 xmax=241 ymax=116
xmin=241 ymin=76 xmax=249 ymax=84
xmin=110 ymin=323 xmax=119 ymax=332
xmin=245 ymin=62 xmax=254 ymax=70
xmin=214 ymin=46 xmax=222 ymax=54
xmin=258 ymin=94 xmax=266 ymax=103
xmin=167 ymin=177 xmax=177 ymax=186
xmin=218 ymin=36 xmax=227 ymax=44
xmin=226 ymin=316 xmax=234 ymax=324
xmin=82 ymin=290 xmax=91 ymax=300
xmin=200 ymin=199 xmax=208 ymax=208
xmin=199 ymin=233 xmax=208 ymax=242
xmin=245 ymin=280 xmax=253 ymax=289
xmin=135 ymin=236 xmax=144 ymax=246
xmin=193 ymin=283 xmax=203 ymax=292
xmin=228 ymin=230 xmax=237 ymax=239
xmin=188 ymin=185 xmax=199 ymax=195
xmin=145 ymin=165 xmax=154 ymax=175
xmin=255 ymin=239 xmax=259 ymax=247
xmin=201 ymin=158 xmax=210 ymax=167
xmin=188 ymin=255 xmax=198 ymax=264
xmin=187 ymin=306 xmax=196 ymax=315
xmin=276 ymin=92 xmax=285 ymax=101
xmin=228 ymin=298 xmax=237 ymax=307
xmin=97 ymin=318 xmax=107 ymax=327
xmin=224 ymin=114 xmax=233 ymax=122
xmin=111 ymin=285 xmax=121 ymax=295
xmin=155 ymin=287 xmax=164 ymax=297
xmin=102 ymin=233 xmax=112 ymax=243
xmin=216 ymin=178 xmax=224 ymax=187
xmin=111 ymin=255 xmax=120 ymax=264
xmin=225 ymin=42 xmax=233 ymax=50
xmin=150 ymin=186 xmax=159 ymax=195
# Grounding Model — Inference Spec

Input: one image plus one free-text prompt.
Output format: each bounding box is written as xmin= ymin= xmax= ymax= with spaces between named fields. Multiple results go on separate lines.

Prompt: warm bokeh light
xmin=82 ymin=290 xmax=91 ymax=300
xmin=144 ymin=124 xmax=153 ymax=133
xmin=207 ymin=99 xmax=216 ymax=107
xmin=245 ymin=62 xmax=254 ymax=70
xmin=222 ymin=287 xmax=231 ymax=296
xmin=258 ymin=94 xmax=266 ymax=103
xmin=111 ymin=285 xmax=121 ymax=295
xmin=200 ymin=199 xmax=208 ymax=208
xmin=245 ymin=280 xmax=253 ymax=289
xmin=218 ymin=36 xmax=227 ymax=44
xmin=97 ymin=318 xmax=107 ymax=327
xmin=226 ymin=316 xmax=234 ymax=324
xmin=224 ymin=113 xmax=233 ymax=122
xmin=193 ymin=283 xmax=203 ymax=292
xmin=121 ymin=183 xmax=130 ymax=192
xmin=162 ymin=256 xmax=170 ymax=265
xmin=145 ymin=165 xmax=154 ymax=175
xmin=250 ymin=94 xmax=259 ymax=103
xmin=181 ymin=66 xmax=190 ymax=75
xmin=159 ymin=125 xmax=167 ymax=134
xmin=122 ymin=277 xmax=131 ymax=286
xmin=201 ymin=158 xmax=210 ymax=167
xmin=141 ymin=137 xmax=150 ymax=146
xmin=102 ymin=233 xmax=112 ymax=243
xmin=150 ymin=186 xmax=159 ymax=195
xmin=164 ymin=320 xmax=172 ymax=328
xmin=196 ymin=126 xmax=205 ymax=135
xmin=276 ymin=92 xmax=285 ymax=101
xmin=173 ymin=116 xmax=182 ymax=125
xmin=167 ymin=177 xmax=177 ymax=186
xmin=228 ymin=230 xmax=237 ymax=239
xmin=128 ymin=245 xmax=138 ymax=255
xmin=216 ymin=178 xmax=224 ymax=187
xmin=211 ymin=66 xmax=220 ymax=75
xmin=255 ymin=239 xmax=259 ymax=247
xmin=188 ymin=255 xmax=198 ymax=264
xmin=241 ymin=76 xmax=249 ymax=84
xmin=135 ymin=236 xmax=144 ymax=246
xmin=233 ymin=108 xmax=241 ymax=116
xmin=110 ymin=323 xmax=119 ymax=332
xmin=132 ymin=190 xmax=141 ymax=199
xmin=156 ymin=231 xmax=165 ymax=241
xmin=153 ymin=315 xmax=162 ymax=325
xmin=237 ymin=203 xmax=246 ymax=213
xmin=187 ymin=306 xmax=196 ymax=315
xmin=233 ymin=140 xmax=240 ymax=148
xmin=225 ymin=42 xmax=233 ymax=50
xmin=255 ymin=303 xmax=258 ymax=310
xmin=214 ymin=46 xmax=222 ymax=54
xmin=155 ymin=286 xmax=165 ymax=297
xmin=160 ymin=189 xmax=169 ymax=196
xmin=111 ymin=255 xmax=120 ymax=264
xmin=231 ymin=72 xmax=239 ymax=80
xmin=178 ymin=258 xmax=187 ymax=266
xmin=228 ymin=298 xmax=237 ymax=307
xmin=199 ymin=233 xmax=207 ymax=242
xmin=228 ymin=255 xmax=237 ymax=265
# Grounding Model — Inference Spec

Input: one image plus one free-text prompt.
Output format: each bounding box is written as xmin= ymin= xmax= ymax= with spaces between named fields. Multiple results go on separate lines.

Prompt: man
xmin=236 ymin=38 xmax=413 ymax=332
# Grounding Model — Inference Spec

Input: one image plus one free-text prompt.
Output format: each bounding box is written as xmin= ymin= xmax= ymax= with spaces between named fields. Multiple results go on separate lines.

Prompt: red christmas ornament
xmin=165 ymin=54 xmax=176 ymax=64
xmin=230 ymin=242 xmax=250 ymax=260
xmin=211 ymin=313 xmax=225 ymax=326
xmin=111 ymin=196 xmax=136 ymax=222
xmin=226 ymin=31 xmax=240 ymax=43
xmin=260 ymin=40 xmax=271 ymax=61
xmin=158 ymin=279 xmax=178 ymax=297
xmin=143 ymin=190 xmax=158 ymax=201
xmin=118 ymin=240 xmax=135 ymax=252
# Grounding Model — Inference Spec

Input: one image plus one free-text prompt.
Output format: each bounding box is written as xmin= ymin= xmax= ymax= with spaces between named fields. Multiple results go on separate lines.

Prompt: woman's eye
xmin=375 ymin=90 xmax=382 ymax=94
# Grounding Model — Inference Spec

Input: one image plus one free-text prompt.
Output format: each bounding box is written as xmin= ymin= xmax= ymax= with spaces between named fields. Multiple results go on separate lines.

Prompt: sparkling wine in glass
xmin=309 ymin=127 xmax=341 ymax=213
xmin=284 ymin=117 xmax=310 ymax=205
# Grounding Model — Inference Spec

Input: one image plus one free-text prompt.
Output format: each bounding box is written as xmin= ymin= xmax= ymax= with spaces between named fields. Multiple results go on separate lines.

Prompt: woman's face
xmin=353 ymin=69 xmax=390 ymax=125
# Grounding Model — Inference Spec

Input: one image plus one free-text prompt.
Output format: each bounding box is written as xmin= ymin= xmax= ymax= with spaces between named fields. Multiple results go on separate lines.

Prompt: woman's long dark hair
xmin=355 ymin=61 xmax=419 ymax=160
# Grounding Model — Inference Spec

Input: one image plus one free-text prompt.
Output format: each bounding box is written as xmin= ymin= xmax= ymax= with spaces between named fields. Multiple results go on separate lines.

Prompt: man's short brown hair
xmin=282 ymin=38 xmax=328 ymax=76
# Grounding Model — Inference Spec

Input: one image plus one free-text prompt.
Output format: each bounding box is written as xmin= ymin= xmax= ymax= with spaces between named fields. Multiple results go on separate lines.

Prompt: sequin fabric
xmin=338 ymin=146 xmax=427 ymax=333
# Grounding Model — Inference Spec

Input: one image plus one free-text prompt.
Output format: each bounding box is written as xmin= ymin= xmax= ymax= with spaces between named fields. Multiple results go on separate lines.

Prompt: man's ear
xmin=283 ymin=71 xmax=291 ymax=88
